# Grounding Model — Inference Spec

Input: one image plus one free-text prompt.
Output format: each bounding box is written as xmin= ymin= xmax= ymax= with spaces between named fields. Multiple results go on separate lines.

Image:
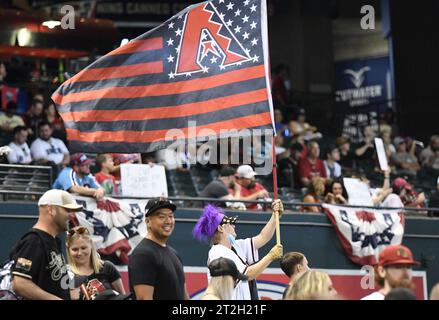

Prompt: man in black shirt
xmin=11 ymin=189 xmax=83 ymax=300
xmin=129 ymin=198 xmax=188 ymax=300
xmin=200 ymin=166 xmax=239 ymax=207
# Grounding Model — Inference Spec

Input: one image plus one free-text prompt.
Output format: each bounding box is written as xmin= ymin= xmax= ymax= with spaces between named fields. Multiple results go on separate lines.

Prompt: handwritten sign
xmin=343 ymin=178 xmax=373 ymax=206
xmin=374 ymin=138 xmax=389 ymax=171
xmin=120 ymin=164 xmax=168 ymax=198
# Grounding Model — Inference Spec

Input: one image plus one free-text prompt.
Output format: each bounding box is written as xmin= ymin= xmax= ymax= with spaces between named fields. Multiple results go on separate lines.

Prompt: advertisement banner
xmin=116 ymin=266 xmax=428 ymax=300
xmin=335 ymin=57 xmax=393 ymax=143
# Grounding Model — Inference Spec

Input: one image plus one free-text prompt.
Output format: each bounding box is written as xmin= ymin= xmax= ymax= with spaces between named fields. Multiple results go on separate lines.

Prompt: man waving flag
xmin=52 ymin=0 xmax=275 ymax=153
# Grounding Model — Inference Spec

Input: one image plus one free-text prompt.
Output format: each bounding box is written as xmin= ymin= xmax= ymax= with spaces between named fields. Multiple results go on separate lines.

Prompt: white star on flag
xmin=242 ymin=15 xmax=249 ymax=23
xmin=250 ymin=4 xmax=257 ymax=12
xmin=252 ymin=55 xmax=259 ymax=62
xmin=202 ymin=66 xmax=209 ymax=73
xmin=210 ymin=56 xmax=218 ymax=64
xmin=168 ymin=72 xmax=175 ymax=79
xmin=250 ymin=21 xmax=257 ymax=29
xmin=167 ymin=55 xmax=174 ymax=63
xmin=167 ymin=38 xmax=174 ymax=46
xmin=175 ymin=28 xmax=182 ymax=36
xmin=234 ymin=9 xmax=241 ymax=16
xmin=243 ymin=0 xmax=250 ymax=5
xmin=219 ymin=12 xmax=225 ymax=20
xmin=234 ymin=25 xmax=241 ymax=33
xmin=243 ymin=32 xmax=250 ymax=40
xmin=219 ymin=0 xmax=225 ymax=3
xmin=226 ymin=2 xmax=234 ymax=10
xmin=168 ymin=22 xmax=174 ymax=29
xmin=226 ymin=19 xmax=233 ymax=27
xmin=251 ymin=38 xmax=258 ymax=46
xmin=175 ymin=46 xmax=180 ymax=53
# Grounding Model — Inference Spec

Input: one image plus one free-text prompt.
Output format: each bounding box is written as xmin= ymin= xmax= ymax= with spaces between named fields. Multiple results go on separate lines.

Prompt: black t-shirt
xmin=128 ymin=238 xmax=185 ymax=300
xmin=200 ymin=180 xmax=229 ymax=207
xmin=11 ymin=228 xmax=70 ymax=300
xmin=355 ymin=142 xmax=376 ymax=169
xmin=79 ymin=261 xmax=121 ymax=297
xmin=340 ymin=150 xmax=355 ymax=170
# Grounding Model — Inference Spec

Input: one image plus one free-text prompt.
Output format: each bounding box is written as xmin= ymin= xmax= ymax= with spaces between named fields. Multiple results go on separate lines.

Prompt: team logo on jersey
xmin=16 ymin=258 xmax=32 ymax=272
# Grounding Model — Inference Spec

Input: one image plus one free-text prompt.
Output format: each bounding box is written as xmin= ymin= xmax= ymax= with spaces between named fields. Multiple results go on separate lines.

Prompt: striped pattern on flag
xmin=52 ymin=0 xmax=274 ymax=153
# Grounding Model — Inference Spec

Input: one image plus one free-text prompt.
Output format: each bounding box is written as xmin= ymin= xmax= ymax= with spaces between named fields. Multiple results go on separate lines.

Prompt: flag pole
xmin=272 ymin=135 xmax=281 ymax=245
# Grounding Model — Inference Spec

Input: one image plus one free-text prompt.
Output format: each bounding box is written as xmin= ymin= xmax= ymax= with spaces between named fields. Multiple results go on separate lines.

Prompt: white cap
xmin=237 ymin=165 xmax=257 ymax=179
xmin=38 ymin=189 xmax=83 ymax=211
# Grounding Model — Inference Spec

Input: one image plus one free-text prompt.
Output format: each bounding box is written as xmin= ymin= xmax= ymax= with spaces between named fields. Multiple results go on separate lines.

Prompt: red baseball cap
xmin=71 ymin=153 xmax=92 ymax=166
xmin=392 ymin=178 xmax=413 ymax=191
xmin=378 ymin=245 xmax=420 ymax=267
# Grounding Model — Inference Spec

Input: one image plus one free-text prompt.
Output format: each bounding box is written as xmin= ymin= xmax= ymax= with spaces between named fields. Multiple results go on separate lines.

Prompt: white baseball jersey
xmin=31 ymin=137 xmax=69 ymax=165
xmin=361 ymin=291 xmax=385 ymax=300
xmin=7 ymin=142 xmax=32 ymax=164
xmin=207 ymin=237 xmax=259 ymax=300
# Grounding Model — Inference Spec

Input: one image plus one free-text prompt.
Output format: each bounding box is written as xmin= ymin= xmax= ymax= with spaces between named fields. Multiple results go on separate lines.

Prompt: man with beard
xmin=30 ymin=121 xmax=69 ymax=167
xmin=129 ymin=198 xmax=188 ymax=300
xmin=361 ymin=244 xmax=420 ymax=300
xmin=52 ymin=153 xmax=104 ymax=200
xmin=200 ymin=166 xmax=240 ymax=208
xmin=11 ymin=189 xmax=83 ymax=299
xmin=236 ymin=165 xmax=269 ymax=210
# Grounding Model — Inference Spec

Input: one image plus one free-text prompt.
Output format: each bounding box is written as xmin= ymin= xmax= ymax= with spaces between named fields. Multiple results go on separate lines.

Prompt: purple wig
xmin=192 ymin=204 xmax=225 ymax=243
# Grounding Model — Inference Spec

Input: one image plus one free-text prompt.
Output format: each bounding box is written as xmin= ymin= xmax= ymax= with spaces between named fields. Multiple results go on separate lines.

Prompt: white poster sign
xmin=374 ymin=137 xmax=389 ymax=171
xmin=121 ymin=164 xmax=168 ymax=197
xmin=343 ymin=178 xmax=373 ymax=206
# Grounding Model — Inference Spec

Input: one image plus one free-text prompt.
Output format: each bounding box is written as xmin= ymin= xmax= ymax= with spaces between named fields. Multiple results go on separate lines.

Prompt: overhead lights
xmin=17 ymin=28 xmax=31 ymax=46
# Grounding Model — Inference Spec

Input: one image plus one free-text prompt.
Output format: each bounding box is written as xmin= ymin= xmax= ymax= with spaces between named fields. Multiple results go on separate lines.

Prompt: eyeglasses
xmin=67 ymin=226 xmax=90 ymax=237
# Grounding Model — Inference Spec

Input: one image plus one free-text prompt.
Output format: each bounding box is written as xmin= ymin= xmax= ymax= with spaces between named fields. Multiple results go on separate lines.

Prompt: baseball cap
xmin=393 ymin=177 xmax=413 ymax=191
xmin=393 ymin=136 xmax=406 ymax=146
xmin=220 ymin=166 xmax=236 ymax=177
xmin=38 ymin=189 xmax=83 ymax=211
xmin=237 ymin=165 xmax=257 ymax=179
xmin=378 ymin=245 xmax=420 ymax=267
xmin=144 ymin=198 xmax=176 ymax=217
xmin=208 ymin=257 xmax=248 ymax=281
xmin=71 ymin=153 xmax=92 ymax=166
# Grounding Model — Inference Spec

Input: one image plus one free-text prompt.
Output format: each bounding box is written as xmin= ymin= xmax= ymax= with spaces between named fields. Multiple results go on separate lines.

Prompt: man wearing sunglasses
xmin=11 ymin=189 xmax=83 ymax=300
xmin=128 ymin=198 xmax=188 ymax=300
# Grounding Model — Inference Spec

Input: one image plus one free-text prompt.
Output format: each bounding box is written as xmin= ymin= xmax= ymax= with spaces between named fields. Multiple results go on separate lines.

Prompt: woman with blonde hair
xmin=202 ymin=257 xmax=248 ymax=300
xmin=302 ymin=177 xmax=326 ymax=213
xmin=285 ymin=270 xmax=337 ymax=300
xmin=66 ymin=226 xmax=125 ymax=299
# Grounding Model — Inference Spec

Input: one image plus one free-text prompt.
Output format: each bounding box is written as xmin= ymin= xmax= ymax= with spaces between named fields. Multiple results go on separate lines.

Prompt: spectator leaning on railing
xmin=52 ymin=153 xmax=104 ymax=200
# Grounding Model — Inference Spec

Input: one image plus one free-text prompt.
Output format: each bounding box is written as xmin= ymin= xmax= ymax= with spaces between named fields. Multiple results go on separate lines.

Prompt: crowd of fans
xmin=1 ymin=61 xmax=439 ymax=216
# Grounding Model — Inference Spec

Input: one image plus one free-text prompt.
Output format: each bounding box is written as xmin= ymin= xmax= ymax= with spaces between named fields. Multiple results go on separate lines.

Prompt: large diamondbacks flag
xmin=52 ymin=0 xmax=274 ymax=153
xmin=323 ymin=204 xmax=405 ymax=266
